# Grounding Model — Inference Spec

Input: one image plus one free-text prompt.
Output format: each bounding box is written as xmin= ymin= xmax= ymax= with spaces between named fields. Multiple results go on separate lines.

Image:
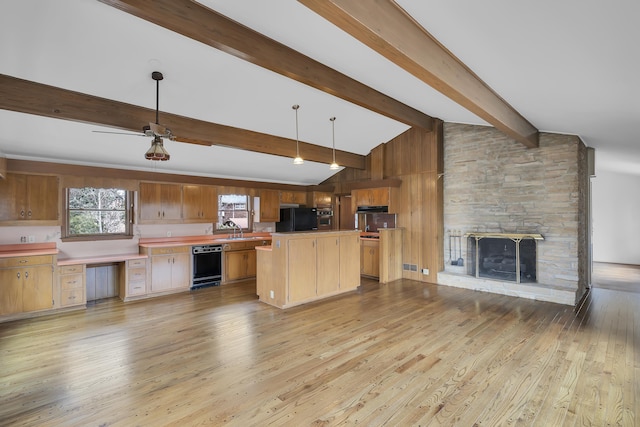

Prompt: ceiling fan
xmin=93 ymin=71 xmax=173 ymax=161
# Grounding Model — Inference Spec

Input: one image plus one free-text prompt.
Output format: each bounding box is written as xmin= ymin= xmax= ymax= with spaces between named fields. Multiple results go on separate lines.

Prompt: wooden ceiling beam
xmin=97 ymin=0 xmax=434 ymax=131
xmin=0 ymin=74 xmax=365 ymax=169
xmin=299 ymin=0 xmax=539 ymax=148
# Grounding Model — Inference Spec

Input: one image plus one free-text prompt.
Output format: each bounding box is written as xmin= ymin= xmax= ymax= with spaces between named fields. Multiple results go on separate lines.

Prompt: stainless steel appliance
xmin=317 ymin=208 xmax=333 ymax=230
xmin=191 ymin=244 xmax=222 ymax=289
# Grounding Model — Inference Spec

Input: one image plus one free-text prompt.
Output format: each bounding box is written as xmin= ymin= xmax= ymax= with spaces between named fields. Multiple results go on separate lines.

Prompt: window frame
xmin=217 ymin=193 xmax=251 ymax=232
xmin=62 ymin=187 xmax=134 ymax=241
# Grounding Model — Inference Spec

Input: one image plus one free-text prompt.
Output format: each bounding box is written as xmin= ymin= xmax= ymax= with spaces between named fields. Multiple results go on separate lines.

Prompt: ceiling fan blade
xmin=92 ymin=130 xmax=146 ymax=137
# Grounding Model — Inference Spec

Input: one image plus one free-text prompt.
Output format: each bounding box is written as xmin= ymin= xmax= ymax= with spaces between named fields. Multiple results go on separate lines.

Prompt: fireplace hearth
xmin=466 ymin=233 xmax=543 ymax=284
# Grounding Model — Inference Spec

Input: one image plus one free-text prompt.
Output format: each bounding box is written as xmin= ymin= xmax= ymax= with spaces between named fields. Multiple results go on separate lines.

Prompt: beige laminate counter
xmin=0 ymin=243 xmax=58 ymax=258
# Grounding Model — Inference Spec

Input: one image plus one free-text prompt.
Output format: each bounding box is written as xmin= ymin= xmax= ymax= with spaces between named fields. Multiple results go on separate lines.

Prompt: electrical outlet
xmin=422 ymin=268 xmax=429 ymax=275
xmin=166 ymin=231 xmax=172 ymax=237
xmin=20 ymin=236 xmax=26 ymax=243
xmin=28 ymin=236 xmax=35 ymax=243
xmin=269 ymin=290 xmax=274 ymax=299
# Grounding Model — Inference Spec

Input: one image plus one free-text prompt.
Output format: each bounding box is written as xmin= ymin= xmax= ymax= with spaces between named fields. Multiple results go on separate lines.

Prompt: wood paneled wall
xmin=325 ymin=122 xmax=444 ymax=282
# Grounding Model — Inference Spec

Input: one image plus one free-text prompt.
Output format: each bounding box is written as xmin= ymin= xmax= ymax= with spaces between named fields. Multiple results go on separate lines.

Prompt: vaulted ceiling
xmin=1 ymin=0 xmax=638 ymax=185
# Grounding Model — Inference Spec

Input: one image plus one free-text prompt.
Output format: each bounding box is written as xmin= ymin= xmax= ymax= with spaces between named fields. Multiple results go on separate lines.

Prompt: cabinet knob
xmin=20 ymin=210 xmax=25 ymax=217
xmin=25 ymin=271 xmax=29 ymax=278
xmin=28 ymin=210 xmax=32 ymax=217
xmin=16 ymin=272 xmax=20 ymax=279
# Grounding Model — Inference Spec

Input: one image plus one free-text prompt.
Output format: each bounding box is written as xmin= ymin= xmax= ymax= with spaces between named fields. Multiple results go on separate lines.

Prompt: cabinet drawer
xmin=0 ymin=255 xmax=53 ymax=268
xmin=128 ymin=258 xmax=147 ymax=268
xmin=128 ymin=281 xmax=146 ymax=295
xmin=60 ymin=273 xmax=84 ymax=290
xmin=59 ymin=264 xmax=84 ymax=275
xmin=150 ymin=246 xmax=189 ymax=255
xmin=61 ymin=288 xmax=84 ymax=307
xmin=128 ymin=268 xmax=146 ymax=284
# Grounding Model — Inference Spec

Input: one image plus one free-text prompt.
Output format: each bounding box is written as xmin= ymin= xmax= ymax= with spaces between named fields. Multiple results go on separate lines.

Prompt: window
xmin=218 ymin=194 xmax=250 ymax=230
xmin=64 ymin=187 xmax=132 ymax=239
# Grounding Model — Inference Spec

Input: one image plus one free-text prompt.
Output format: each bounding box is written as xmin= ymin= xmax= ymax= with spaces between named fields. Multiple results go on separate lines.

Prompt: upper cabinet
xmin=309 ymin=191 xmax=333 ymax=208
xmin=280 ymin=191 xmax=307 ymax=205
xmin=0 ymin=173 xmax=58 ymax=223
xmin=351 ymin=187 xmax=399 ymax=212
xmin=139 ymin=182 xmax=182 ymax=222
xmin=183 ymin=185 xmax=217 ymax=221
xmin=259 ymin=189 xmax=280 ymax=222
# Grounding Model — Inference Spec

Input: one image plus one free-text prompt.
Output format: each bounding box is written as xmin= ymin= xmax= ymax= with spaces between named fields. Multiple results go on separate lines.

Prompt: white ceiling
xmin=1 ymin=0 xmax=638 ymax=185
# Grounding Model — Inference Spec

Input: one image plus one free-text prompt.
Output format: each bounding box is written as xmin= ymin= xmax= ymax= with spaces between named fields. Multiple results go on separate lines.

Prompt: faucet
xmin=223 ymin=220 xmax=242 ymax=239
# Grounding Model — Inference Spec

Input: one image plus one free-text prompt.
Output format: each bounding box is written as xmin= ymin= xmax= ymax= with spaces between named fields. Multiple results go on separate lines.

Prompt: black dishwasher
xmin=191 ymin=244 xmax=222 ymax=289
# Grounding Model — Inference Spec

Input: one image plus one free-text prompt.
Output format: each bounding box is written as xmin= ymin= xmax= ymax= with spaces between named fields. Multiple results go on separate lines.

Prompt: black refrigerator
xmin=276 ymin=207 xmax=318 ymax=232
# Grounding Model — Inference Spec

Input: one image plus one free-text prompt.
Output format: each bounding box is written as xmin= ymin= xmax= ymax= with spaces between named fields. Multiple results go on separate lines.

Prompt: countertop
xmin=0 ymin=243 xmax=58 ymax=259
xmin=138 ymin=233 xmax=272 ymax=248
xmin=58 ymin=253 xmax=148 ymax=266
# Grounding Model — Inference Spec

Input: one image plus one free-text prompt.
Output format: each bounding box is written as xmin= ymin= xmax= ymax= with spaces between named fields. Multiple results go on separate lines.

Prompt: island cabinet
xmin=139 ymin=182 xmax=182 ymax=222
xmin=259 ymin=189 xmax=280 ymax=222
xmin=182 ymin=184 xmax=217 ymax=221
xmin=142 ymin=246 xmax=190 ymax=294
xmin=0 ymin=254 xmax=54 ymax=316
xmin=0 ymin=173 xmax=58 ymax=223
xmin=258 ymin=230 xmax=360 ymax=309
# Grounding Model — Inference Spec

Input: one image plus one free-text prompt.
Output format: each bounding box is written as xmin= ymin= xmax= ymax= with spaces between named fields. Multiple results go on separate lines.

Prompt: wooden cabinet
xmin=223 ymin=240 xmax=269 ymax=282
xmin=280 ymin=191 xmax=307 ymax=205
xmin=316 ymin=235 xmax=340 ymax=295
xmin=309 ymin=191 xmax=332 ymax=207
xmin=351 ymin=187 xmax=398 ymax=212
xmin=259 ymin=189 xmax=280 ymax=222
xmin=0 ymin=173 xmax=58 ymax=222
xmin=119 ymin=258 xmax=147 ymax=301
xmin=147 ymin=246 xmax=190 ymax=293
xmin=0 ymin=255 xmax=54 ymax=316
xmin=59 ymin=264 xmax=86 ymax=308
xmin=139 ymin=182 xmax=182 ymax=221
xmin=260 ymin=231 xmax=360 ymax=308
xmin=360 ymin=239 xmax=380 ymax=278
xmin=183 ymin=185 xmax=217 ymax=221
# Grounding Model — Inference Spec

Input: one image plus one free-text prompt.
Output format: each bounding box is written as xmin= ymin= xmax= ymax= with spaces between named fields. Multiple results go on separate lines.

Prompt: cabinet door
xmin=369 ymin=188 xmax=390 ymax=207
xmin=225 ymin=250 xmax=247 ymax=281
xmin=288 ymin=238 xmax=317 ymax=302
xmin=139 ymin=182 xmax=162 ymax=220
xmin=340 ymin=234 xmax=361 ymax=288
xmin=0 ymin=174 xmax=24 ymax=220
xmin=22 ymin=265 xmax=53 ymax=312
xmin=160 ymin=183 xmax=182 ymax=220
xmin=260 ymin=190 xmax=280 ymax=222
xmin=26 ymin=175 xmax=58 ymax=220
xmin=150 ymin=254 xmax=173 ymax=292
xmin=360 ymin=240 xmax=380 ymax=277
xmin=200 ymin=186 xmax=218 ymax=220
xmin=313 ymin=192 xmax=332 ymax=207
xmin=182 ymin=185 xmax=202 ymax=220
xmin=246 ymin=250 xmax=257 ymax=277
xmin=0 ymin=268 xmax=23 ymax=315
xmin=316 ymin=235 xmax=340 ymax=295
xmin=171 ymin=253 xmax=190 ymax=289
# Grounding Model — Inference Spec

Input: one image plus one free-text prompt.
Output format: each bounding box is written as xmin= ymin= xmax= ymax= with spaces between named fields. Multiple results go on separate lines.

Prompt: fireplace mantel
xmin=465 ymin=232 xmax=544 ymax=241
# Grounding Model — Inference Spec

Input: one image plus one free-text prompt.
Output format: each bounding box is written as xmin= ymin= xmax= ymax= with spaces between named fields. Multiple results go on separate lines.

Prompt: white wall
xmin=592 ymin=170 xmax=640 ymax=264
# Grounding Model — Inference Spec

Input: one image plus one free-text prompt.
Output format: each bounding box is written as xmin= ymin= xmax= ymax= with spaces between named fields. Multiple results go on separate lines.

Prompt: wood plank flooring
xmin=1 ymin=271 xmax=638 ymax=426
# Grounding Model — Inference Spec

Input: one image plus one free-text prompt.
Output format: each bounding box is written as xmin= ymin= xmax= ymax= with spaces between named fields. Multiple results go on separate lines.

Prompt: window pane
xmin=66 ymin=187 xmax=130 ymax=237
xmin=218 ymin=194 xmax=250 ymax=230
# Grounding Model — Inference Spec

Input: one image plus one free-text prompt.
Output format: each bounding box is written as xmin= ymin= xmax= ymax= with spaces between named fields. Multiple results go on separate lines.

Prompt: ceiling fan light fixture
xmin=329 ymin=116 xmax=340 ymax=170
xmin=145 ymin=136 xmax=170 ymax=161
xmin=292 ymin=104 xmax=303 ymax=165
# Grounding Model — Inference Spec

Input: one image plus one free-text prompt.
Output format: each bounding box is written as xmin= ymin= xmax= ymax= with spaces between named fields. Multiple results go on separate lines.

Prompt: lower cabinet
xmin=59 ymin=264 xmax=86 ymax=308
xmin=119 ymin=258 xmax=147 ymax=301
xmin=147 ymin=247 xmax=190 ymax=293
xmin=224 ymin=249 xmax=257 ymax=282
xmin=360 ymin=239 xmax=380 ymax=278
xmin=0 ymin=255 xmax=54 ymax=316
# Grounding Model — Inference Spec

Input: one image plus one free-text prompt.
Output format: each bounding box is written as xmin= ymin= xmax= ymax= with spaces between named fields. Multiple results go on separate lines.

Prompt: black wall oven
xmin=191 ymin=244 xmax=222 ymax=289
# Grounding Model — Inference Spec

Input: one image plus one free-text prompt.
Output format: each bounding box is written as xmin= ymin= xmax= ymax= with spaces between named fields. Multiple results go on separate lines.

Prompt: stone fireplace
xmin=438 ymin=123 xmax=590 ymax=306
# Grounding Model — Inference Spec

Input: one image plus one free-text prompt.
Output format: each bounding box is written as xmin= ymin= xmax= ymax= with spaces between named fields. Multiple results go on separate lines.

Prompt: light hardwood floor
xmin=1 ymin=270 xmax=638 ymax=426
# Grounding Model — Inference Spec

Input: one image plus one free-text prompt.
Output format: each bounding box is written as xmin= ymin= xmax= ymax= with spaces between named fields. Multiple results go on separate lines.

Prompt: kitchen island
xmin=256 ymin=230 xmax=360 ymax=309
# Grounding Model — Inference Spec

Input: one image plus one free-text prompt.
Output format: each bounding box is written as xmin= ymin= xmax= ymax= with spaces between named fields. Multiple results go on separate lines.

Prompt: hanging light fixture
xmin=292 ymin=104 xmax=303 ymax=165
xmin=145 ymin=135 xmax=170 ymax=161
xmin=329 ymin=116 xmax=340 ymax=170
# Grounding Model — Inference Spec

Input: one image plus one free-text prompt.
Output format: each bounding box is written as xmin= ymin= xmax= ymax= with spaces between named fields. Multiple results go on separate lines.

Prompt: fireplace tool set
xmin=449 ymin=230 xmax=464 ymax=266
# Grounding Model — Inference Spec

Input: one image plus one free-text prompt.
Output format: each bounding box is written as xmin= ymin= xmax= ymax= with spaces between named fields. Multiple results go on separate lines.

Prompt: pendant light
xmin=329 ymin=116 xmax=340 ymax=170
xmin=145 ymin=71 xmax=170 ymax=161
xmin=292 ymin=104 xmax=303 ymax=165
xmin=145 ymin=136 xmax=170 ymax=161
